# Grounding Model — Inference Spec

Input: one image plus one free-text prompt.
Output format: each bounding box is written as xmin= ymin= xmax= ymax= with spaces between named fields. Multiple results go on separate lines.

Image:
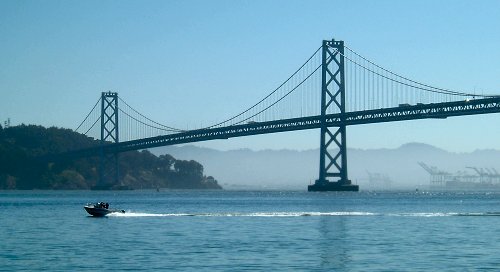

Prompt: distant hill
xmin=151 ymin=143 xmax=500 ymax=190
xmin=0 ymin=124 xmax=221 ymax=190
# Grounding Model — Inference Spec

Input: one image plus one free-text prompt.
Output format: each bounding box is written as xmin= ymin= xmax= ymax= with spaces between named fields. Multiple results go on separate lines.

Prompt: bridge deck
xmin=65 ymin=97 xmax=500 ymax=157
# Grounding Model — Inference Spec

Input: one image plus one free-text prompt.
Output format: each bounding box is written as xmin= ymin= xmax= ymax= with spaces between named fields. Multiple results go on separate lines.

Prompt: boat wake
xmin=108 ymin=211 xmax=376 ymax=217
xmin=106 ymin=211 xmax=500 ymax=217
xmin=387 ymin=212 xmax=500 ymax=217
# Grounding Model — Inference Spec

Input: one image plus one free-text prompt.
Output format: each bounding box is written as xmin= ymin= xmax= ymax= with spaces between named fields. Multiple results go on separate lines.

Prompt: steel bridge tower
xmin=96 ymin=91 xmax=120 ymax=189
xmin=308 ymin=39 xmax=359 ymax=191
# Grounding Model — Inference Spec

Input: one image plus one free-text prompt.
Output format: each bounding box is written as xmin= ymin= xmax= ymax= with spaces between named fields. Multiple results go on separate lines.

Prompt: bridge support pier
xmin=309 ymin=39 xmax=358 ymax=192
xmin=94 ymin=91 xmax=120 ymax=190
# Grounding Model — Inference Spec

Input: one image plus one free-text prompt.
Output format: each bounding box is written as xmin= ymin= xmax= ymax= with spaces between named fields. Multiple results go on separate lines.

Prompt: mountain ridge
xmin=151 ymin=143 xmax=500 ymax=190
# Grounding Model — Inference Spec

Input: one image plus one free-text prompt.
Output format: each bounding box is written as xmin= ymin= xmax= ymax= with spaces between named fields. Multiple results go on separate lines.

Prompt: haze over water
xmin=2 ymin=189 xmax=500 ymax=271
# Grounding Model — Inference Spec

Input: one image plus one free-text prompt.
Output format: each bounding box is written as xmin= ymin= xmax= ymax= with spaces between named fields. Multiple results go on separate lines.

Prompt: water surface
xmin=1 ymin=190 xmax=499 ymax=271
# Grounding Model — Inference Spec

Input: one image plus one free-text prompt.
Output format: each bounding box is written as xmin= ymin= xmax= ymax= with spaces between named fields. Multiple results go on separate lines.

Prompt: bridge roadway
xmin=68 ymin=97 xmax=500 ymax=157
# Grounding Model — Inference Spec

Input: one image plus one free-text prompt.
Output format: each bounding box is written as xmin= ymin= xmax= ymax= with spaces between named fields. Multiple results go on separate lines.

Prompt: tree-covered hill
xmin=0 ymin=124 xmax=221 ymax=190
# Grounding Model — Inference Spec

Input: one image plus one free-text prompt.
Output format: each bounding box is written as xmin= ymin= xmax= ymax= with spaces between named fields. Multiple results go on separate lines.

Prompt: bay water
xmin=1 ymin=190 xmax=500 ymax=271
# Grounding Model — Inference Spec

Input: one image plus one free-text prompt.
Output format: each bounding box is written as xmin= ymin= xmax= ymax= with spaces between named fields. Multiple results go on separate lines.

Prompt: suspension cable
xmin=118 ymin=108 xmax=180 ymax=133
xmin=207 ymin=46 xmax=322 ymax=128
xmin=84 ymin=116 xmax=101 ymax=136
xmin=233 ymin=61 xmax=322 ymax=125
xmin=339 ymin=49 xmax=483 ymax=97
xmin=118 ymin=97 xmax=183 ymax=132
xmin=75 ymin=97 xmax=101 ymax=132
xmin=344 ymin=45 xmax=494 ymax=97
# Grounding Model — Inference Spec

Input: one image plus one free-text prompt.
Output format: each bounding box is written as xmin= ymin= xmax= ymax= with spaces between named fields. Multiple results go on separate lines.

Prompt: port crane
xmin=466 ymin=167 xmax=500 ymax=184
xmin=418 ymin=162 xmax=452 ymax=186
xmin=419 ymin=162 xmax=500 ymax=187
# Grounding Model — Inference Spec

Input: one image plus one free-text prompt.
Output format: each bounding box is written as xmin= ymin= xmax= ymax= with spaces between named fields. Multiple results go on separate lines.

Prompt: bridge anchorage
xmin=72 ymin=38 xmax=500 ymax=192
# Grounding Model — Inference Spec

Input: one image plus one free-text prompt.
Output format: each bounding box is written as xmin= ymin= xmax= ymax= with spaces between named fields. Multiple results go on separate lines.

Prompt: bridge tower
xmin=96 ymin=91 xmax=120 ymax=189
xmin=308 ymin=39 xmax=359 ymax=191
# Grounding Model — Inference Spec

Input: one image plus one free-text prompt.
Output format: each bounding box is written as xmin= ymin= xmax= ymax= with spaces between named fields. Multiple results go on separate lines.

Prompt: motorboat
xmin=84 ymin=202 xmax=125 ymax=217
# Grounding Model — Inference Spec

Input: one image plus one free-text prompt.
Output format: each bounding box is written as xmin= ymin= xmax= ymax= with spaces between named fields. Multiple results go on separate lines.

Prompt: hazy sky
xmin=1 ymin=0 xmax=500 ymax=152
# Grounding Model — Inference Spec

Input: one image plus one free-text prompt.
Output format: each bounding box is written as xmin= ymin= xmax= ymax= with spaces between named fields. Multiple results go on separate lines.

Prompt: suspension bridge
xmin=69 ymin=39 xmax=500 ymax=191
